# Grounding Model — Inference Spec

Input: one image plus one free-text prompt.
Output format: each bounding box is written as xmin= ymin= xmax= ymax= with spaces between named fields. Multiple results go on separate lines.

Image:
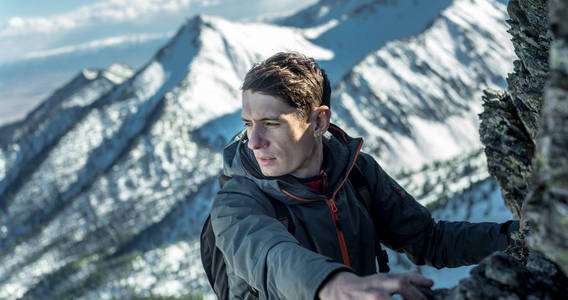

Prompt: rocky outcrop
xmin=479 ymin=0 xmax=551 ymax=219
xmin=479 ymin=89 xmax=534 ymax=218
xmin=480 ymin=0 xmax=568 ymax=277
xmin=430 ymin=0 xmax=568 ymax=298
xmin=525 ymin=0 xmax=568 ymax=276
xmin=446 ymin=251 xmax=568 ymax=299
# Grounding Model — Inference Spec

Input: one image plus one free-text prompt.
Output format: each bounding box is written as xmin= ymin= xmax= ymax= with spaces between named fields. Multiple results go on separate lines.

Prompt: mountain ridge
xmin=332 ymin=0 xmax=513 ymax=171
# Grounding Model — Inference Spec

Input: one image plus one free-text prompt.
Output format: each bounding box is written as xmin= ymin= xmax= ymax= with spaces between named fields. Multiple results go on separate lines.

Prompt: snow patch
xmin=82 ymin=69 xmax=98 ymax=80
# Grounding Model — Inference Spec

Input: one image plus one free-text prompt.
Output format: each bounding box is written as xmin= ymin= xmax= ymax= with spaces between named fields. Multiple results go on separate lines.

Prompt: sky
xmin=0 ymin=0 xmax=317 ymax=64
xmin=0 ymin=0 xmax=317 ymax=125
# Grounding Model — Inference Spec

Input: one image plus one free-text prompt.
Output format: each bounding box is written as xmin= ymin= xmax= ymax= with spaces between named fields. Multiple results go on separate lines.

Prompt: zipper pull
xmin=329 ymin=200 xmax=342 ymax=231
xmin=329 ymin=200 xmax=337 ymax=213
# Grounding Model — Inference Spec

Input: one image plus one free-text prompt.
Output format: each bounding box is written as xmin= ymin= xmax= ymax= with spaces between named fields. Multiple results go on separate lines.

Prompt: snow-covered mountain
xmin=0 ymin=64 xmax=134 ymax=200
xmin=200 ymin=0 xmax=515 ymax=172
xmin=277 ymin=0 xmax=455 ymax=83
xmin=332 ymin=0 xmax=514 ymax=171
xmin=0 ymin=0 xmax=515 ymax=298
xmin=0 ymin=34 xmax=171 ymax=126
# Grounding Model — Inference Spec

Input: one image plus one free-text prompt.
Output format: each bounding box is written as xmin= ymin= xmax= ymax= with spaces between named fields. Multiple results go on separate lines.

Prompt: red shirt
xmin=299 ymin=169 xmax=328 ymax=195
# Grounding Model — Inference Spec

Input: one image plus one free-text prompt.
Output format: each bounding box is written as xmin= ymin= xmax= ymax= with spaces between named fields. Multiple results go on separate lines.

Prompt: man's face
xmin=241 ymin=90 xmax=318 ymax=178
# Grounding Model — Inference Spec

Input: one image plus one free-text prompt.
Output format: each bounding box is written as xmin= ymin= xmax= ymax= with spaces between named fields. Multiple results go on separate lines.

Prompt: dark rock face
xmin=446 ymin=252 xmax=568 ymax=300
xmin=506 ymin=0 xmax=551 ymax=140
xmin=479 ymin=89 xmax=534 ymax=218
xmin=525 ymin=0 xmax=568 ymax=276
xmin=432 ymin=0 xmax=568 ymax=298
xmin=479 ymin=0 xmax=552 ymax=219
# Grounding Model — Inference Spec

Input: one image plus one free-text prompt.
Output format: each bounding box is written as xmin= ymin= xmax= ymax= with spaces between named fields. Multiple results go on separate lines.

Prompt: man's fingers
xmin=374 ymin=277 xmax=427 ymax=300
xmin=397 ymin=282 xmax=427 ymax=300
xmin=365 ymin=272 xmax=434 ymax=291
xmin=403 ymin=271 xmax=434 ymax=287
xmin=371 ymin=278 xmax=401 ymax=292
xmin=352 ymin=272 xmax=433 ymax=300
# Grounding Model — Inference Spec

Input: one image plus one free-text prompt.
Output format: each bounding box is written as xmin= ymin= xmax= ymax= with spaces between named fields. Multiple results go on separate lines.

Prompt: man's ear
xmin=312 ymin=106 xmax=331 ymax=138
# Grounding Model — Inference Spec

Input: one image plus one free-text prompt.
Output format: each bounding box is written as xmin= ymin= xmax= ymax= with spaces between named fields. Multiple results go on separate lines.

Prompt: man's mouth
xmin=257 ymin=156 xmax=275 ymax=166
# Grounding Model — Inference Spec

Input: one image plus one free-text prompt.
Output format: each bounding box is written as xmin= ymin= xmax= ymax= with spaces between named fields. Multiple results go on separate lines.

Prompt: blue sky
xmin=0 ymin=0 xmax=91 ymax=19
xmin=0 ymin=0 xmax=316 ymax=65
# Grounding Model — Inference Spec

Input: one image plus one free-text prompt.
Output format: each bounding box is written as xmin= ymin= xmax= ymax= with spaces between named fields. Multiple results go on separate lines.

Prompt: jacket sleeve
xmin=210 ymin=177 xmax=351 ymax=299
xmin=357 ymin=153 xmax=519 ymax=269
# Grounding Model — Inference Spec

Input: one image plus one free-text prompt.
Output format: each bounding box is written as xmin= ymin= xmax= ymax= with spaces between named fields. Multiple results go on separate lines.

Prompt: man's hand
xmin=318 ymin=270 xmax=434 ymax=300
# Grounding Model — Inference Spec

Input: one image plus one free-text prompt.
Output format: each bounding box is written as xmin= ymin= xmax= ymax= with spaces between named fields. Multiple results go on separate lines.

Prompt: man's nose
xmin=248 ymin=126 xmax=268 ymax=150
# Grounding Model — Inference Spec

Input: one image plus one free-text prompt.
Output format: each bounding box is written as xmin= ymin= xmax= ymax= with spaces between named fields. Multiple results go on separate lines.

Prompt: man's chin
xmin=259 ymin=166 xmax=285 ymax=177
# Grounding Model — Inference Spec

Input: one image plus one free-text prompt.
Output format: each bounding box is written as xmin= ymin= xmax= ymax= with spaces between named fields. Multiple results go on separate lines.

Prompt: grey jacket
xmin=211 ymin=125 xmax=514 ymax=299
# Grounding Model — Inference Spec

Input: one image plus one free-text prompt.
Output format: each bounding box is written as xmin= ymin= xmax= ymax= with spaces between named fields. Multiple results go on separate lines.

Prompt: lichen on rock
xmin=479 ymin=89 xmax=534 ymax=218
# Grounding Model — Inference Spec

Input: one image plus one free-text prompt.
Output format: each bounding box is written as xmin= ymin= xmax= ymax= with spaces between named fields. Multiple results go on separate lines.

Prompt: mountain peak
xmin=276 ymin=0 xmax=454 ymax=83
xmin=78 ymin=64 xmax=133 ymax=85
xmin=103 ymin=64 xmax=134 ymax=84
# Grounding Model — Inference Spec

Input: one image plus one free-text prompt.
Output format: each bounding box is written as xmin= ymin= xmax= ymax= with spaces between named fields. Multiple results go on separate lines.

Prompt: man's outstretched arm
xmin=357 ymin=152 xmax=519 ymax=268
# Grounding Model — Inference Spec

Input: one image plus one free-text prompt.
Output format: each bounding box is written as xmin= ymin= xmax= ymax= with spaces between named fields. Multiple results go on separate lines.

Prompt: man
xmin=210 ymin=52 xmax=518 ymax=299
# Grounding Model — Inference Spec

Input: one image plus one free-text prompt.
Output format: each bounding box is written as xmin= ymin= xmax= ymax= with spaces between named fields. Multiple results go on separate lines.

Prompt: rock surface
xmin=479 ymin=89 xmax=534 ymax=218
xmin=447 ymin=252 xmax=567 ymax=299
xmin=479 ymin=0 xmax=552 ymax=219
xmin=525 ymin=0 xmax=568 ymax=276
xmin=431 ymin=0 xmax=568 ymax=298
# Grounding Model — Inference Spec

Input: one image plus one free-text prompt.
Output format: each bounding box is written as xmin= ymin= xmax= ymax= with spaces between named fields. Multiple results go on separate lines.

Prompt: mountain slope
xmin=278 ymin=0 xmax=454 ymax=82
xmin=332 ymin=0 xmax=514 ymax=171
xmin=0 ymin=64 xmax=133 ymax=206
xmin=0 ymin=34 xmax=171 ymax=126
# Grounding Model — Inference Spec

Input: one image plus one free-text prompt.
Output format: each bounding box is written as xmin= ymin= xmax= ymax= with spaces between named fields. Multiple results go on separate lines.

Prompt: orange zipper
xmin=325 ymin=198 xmax=351 ymax=266
xmin=279 ymin=138 xmax=364 ymax=268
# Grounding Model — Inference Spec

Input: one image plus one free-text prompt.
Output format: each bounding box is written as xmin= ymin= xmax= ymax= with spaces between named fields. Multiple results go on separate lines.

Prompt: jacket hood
xmin=221 ymin=124 xmax=363 ymax=205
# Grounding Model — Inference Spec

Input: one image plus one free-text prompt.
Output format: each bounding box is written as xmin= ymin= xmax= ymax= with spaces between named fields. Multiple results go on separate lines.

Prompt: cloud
xmin=21 ymin=32 xmax=174 ymax=60
xmin=0 ymin=0 xmax=192 ymax=37
xmin=200 ymin=0 xmax=221 ymax=7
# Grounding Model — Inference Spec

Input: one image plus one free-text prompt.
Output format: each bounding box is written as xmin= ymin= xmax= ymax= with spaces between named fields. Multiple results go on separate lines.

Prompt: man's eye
xmin=243 ymin=122 xmax=252 ymax=127
xmin=265 ymin=122 xmax=280 ymax=127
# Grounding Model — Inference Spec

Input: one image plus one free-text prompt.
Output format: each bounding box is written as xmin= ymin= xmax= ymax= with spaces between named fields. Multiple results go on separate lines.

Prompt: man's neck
xmin=290 ymin=139 xmax=324 ymax=179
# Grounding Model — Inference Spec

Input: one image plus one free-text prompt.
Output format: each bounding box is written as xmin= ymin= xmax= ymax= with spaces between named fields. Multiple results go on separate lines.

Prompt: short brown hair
xmin=241 ymin=52 xmax=331 ymax=120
